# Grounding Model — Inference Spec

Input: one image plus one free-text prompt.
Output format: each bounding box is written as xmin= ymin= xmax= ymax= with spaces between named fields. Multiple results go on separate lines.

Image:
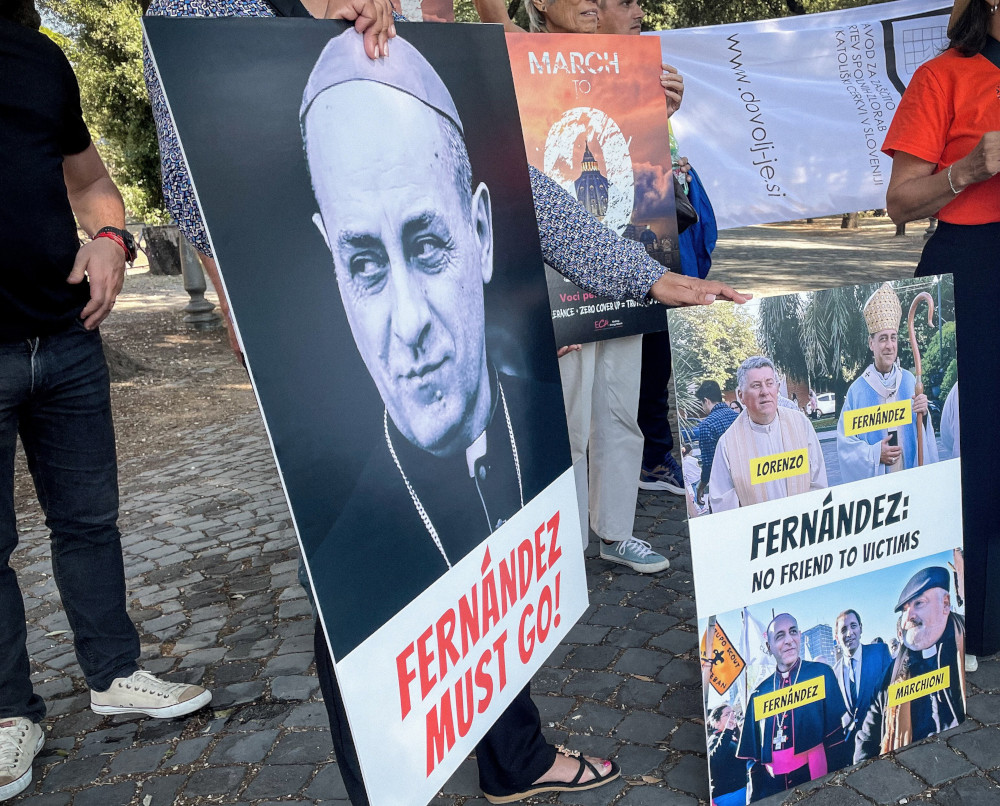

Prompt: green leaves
xmin=40 ymin=0 xmax=168 ymax=224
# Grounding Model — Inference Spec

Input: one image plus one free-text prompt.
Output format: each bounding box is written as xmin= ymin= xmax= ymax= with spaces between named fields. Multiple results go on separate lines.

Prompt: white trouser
xmin=558 ymin=335 xmax=643 ymax=549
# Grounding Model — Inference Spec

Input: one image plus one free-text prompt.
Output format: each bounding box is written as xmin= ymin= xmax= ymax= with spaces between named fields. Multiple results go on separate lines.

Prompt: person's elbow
xmin=884 ymin=184 xmax=910 ymax=225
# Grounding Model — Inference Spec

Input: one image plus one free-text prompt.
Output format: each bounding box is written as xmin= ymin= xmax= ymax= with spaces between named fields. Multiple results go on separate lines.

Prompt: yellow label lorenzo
xmin=750 ymin=448 xmax=809 ymax=485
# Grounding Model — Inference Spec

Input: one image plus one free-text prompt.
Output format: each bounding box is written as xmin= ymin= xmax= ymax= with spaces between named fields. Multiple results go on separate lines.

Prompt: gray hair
xmin=736 ymin=356 xmax=777 ymax=392
xmin=525 ymin=0 xmax=550 ymax=32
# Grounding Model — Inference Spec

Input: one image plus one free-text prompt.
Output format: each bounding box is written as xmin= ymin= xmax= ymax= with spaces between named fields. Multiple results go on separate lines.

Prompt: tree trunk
xmin=841 ymin=212 xmax=860 ymax=229
xmin=834 ymin=373 xmax=850 ymax=416
xmin=102 ymin=339 xmax=148 ymax=382
xmin=142 ymin=224 xmax=182 ymax=276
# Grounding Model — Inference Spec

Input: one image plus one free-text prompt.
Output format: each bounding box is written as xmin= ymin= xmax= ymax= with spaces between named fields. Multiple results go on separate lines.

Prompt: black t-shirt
xmin=0 ymin=19 xmax=92 ymax=340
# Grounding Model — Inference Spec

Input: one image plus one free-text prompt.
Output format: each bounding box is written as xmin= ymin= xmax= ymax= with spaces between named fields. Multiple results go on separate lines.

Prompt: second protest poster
xmin=668 ymin=277 xmax=966 ymax=803
xmin=507 ymin=33 xmax=679 ymax=345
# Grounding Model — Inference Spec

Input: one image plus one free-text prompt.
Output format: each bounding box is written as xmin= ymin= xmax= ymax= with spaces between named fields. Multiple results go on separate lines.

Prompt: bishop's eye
xmin=348 ymin=251 xmax=388 ymax=291
xmin=407 ymin=234 xmax=450 ymax=272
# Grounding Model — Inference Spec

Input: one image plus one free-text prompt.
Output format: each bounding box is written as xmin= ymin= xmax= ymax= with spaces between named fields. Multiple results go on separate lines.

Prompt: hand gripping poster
xmin=144 ymin=20 xmax=587 ymax=806
xmin=507 ymin=33 xmax=678 ymax=345
xmin=667 ymin=277 xmax=966 ymax=804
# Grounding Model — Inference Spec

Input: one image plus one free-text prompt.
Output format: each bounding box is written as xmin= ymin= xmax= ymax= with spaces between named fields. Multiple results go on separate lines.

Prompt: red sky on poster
xmin=506 ymin=33 xmax=677 ymax=242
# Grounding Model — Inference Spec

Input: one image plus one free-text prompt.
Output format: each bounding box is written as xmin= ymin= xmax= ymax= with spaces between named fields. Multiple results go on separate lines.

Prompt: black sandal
xmin=483 ymin=745 xmax=621 ymax=804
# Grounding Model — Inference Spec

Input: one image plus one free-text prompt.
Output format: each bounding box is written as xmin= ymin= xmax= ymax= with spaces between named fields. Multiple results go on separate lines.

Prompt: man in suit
xmin=832 ymin=609 xmax=892 ymax=765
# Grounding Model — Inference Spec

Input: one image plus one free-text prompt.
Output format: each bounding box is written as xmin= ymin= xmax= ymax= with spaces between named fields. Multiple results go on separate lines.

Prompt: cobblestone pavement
xmin=10 ymin=220 xmax=1000 ymax=806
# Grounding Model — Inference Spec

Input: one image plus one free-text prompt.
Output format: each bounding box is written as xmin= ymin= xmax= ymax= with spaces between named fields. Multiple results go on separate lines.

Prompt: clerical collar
xmin=921 ymin=646 xmax=937 ymax=659
xmin=383 ymin=365 xmax=522 ymax=568
xmin=466 ymin=430 xmax=488 ymax=478
xmin=464 ymin=366 xmax=500 ymax=477
xmin=778 ymin=658 xmax=801 ymax=682
xmin=874 ymin=360 xmax=900 ymax=386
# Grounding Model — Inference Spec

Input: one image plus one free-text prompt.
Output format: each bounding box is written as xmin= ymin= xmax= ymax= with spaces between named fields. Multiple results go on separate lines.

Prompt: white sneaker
xmin=0 ymin=717 xmax=43 ymax=802
xmin=966 ymin=654 xmax=979 ymax=673
xmin=91 ymin=671 xmax=211 ymax=718
xmin=600 ymin=536 xmax=670 ymax=573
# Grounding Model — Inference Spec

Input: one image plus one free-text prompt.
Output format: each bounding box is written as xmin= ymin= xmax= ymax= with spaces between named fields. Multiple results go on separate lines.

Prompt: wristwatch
xmin=94 ymin=226 xmax=138 ymax=264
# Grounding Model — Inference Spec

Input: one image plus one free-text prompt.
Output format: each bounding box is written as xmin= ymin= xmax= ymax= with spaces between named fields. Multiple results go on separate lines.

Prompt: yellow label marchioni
xmin=843 ymin=400 xmax=912 ymax=437
xmin=750 ymin=448 xmax=809 ymax=485
xmin=753 ymin=676 xmax=826 ymax=722
xmin=887 ymin=666 xmax=950 ymax=708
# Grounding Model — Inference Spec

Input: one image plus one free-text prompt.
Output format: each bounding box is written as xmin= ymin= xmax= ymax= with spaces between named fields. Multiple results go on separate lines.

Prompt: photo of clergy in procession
xmin=668 ymin=276 xmax=956 ymax=518
xmin=700 ymin=551 xmax=966 ymax=804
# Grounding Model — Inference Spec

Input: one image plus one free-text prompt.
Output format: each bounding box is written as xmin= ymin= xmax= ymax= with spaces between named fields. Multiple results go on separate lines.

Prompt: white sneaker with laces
xmin=0 ymin=717 xmax=43 ymax=802
xmin=600 ymin=536 xmax=670 ymax=573
xmin=90 ymin=671 xmax=211 ymax=718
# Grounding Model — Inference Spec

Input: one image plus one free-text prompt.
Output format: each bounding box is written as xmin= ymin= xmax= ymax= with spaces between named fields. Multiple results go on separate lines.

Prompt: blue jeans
xmin=0 ymin=322 xmax=139 ymax=722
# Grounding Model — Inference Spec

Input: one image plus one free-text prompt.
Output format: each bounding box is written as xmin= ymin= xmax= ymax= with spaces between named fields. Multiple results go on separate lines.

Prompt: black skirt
xmin=916 ymin=220 xmax=1000 ymax=656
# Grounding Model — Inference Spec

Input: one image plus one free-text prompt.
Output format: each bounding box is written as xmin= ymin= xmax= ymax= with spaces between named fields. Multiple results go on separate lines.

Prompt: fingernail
xmin=384 ymin=40 xmax=389 ymax=56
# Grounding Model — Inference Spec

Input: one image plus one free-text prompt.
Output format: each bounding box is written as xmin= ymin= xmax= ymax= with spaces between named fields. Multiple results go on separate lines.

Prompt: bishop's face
xmin=870 ymin=328 xmax=898 ymax=374
xmin=305 ymin=84 xmax=494 ymax=457
xmin=767 ymin=614 xmax=801 ymax=673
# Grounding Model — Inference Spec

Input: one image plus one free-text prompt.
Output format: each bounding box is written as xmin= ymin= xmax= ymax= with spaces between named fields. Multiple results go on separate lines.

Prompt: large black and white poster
xmin=145 ymin=19 xmax=588 ymax=806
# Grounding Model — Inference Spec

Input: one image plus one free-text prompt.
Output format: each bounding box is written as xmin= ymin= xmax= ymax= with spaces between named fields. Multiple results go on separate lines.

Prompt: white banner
xmin=649 ymin=0 xmax=952 ymax=229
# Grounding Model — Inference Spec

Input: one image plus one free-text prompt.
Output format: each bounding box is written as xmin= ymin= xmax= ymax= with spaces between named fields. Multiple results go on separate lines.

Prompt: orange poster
xmin=507 ymin=33 xmax=679 ymax=344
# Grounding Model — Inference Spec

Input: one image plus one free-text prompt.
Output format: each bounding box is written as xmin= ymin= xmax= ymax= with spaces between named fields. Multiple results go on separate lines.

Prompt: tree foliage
xmin=487 ymin=0 xmax=888 ymax=31
xmin=42 ymin=0 xmax=892 ymax=224
xmin=670 ymin=304 xmax=762 ymax=394
xmin=757 ymin=285 xmax=871 ymax=409
xmin=756 ymin=278 xmax=955 ymax=410
xmin=39 ymin=0 xmax=167 ymax=223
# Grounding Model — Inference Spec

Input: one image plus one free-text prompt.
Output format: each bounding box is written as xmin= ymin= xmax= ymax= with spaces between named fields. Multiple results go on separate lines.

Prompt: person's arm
xmin=62 ymin=143 xmax=129 ymax=329
xmin=472 ymin=0 xmax=525 ymax=32
xmin=708 ymin=439 xmax=740 ymax=513
xmin=836 ymin=394 xmax=885 ymax=480
xmin=529 ymin=166 xmax=750 ymax=306
xmin=853 ymin=685 xmax=885 ymax=763
xmin=886 ymin=132 xmax=1000 ymax=224
xmin=699 ymin=423 xmax=717 ymax=489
